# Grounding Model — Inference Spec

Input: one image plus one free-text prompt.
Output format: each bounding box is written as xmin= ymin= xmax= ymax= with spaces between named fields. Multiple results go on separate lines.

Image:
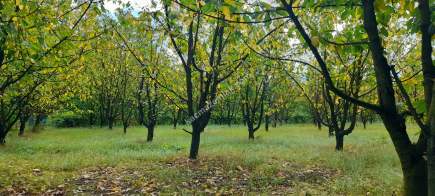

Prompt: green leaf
xmin=415 ymin=100 xmax=427 ymax=114
xmin=201 ymin=3 xmax=216 ymax=14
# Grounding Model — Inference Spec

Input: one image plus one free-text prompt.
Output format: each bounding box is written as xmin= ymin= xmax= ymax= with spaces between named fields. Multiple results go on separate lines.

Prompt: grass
xmin=0 ymin=123 xmax=418 ymax=195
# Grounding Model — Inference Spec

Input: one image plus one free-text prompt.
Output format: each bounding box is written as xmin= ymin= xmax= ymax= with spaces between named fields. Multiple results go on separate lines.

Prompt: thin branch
xmin=391 ymin=66 xmax=427 ymax=132
xmin=182 ymin=128 xmax=193 ymax=134
xmin=172 ymin=0 xmax=288 ymax=24
xmin=114 ymin=27 xmax=188 ymax=103
xmin=242 ymin=39 xmax=322 ymax=73
xmin=280 ymin=0 xmax=384 ymax=113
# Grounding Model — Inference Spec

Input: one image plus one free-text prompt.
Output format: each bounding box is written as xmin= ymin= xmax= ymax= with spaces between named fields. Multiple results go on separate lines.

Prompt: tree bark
xmin=18 ymin=113 xmax=29 ymax=136
xmin=428 ymin=83 xmax=435 ymax=196
xmin=147 ymin=125 xmax=154 ymax=142
xmin=383 ymin=114 xmax=427 ymax=196
xmin=316 ymin=119 xmax=322 ymax=130
xmin=88 ymin=113 xmax=94 ymax=126
xmin=418 ymin=0 xmax=434 ymax=194
xmin=403 ymin=158 xmax=427 ymax=196
xmin=265 ymin=115 xmax=269 ymax=131
xmin=99 ymin=106 xmax=104 ymax=128
xmin=19 ymin=118 xmax=26 ymax=136
xmin=360 ymin=111 xmax=368 ymax=129
xmin=248 ymin=129 xmax=255 ymax=140
xmin=361 ymin=1 xmax=428 ymax=195
xmin=0 ymin=124 xmax=6 ymax=144
xmin=172 ymin=116 xmax=178 ymax=129
xmin=31 ymin=114 xmax=44 ymax=132
xmin=137 ymin=76 xmax=145 ymax=126
xmin=173 ymin=108 xmax=181 ymax=129
xmin=272 ymin=113 xmax=277 ymax=128
xmin=418 ymin=0 xmax=434 ymax=113
xmin=189 ymin=125 xmax=201 ymax=159
xmin=335 ymin=133 xmax=344 ymax=151
xmin=108 ymin=117 xmax=114 ymax=130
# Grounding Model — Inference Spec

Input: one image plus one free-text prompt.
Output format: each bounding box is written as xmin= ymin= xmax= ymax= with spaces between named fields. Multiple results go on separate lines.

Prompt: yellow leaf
xmin=311 ymin=36 xmax=320 ymax=47
xmin=222 ymin=6 xmax=231 ymax=18
xmin=399 ymin=0 xmax=406 ymax=9
xmin=374 ymin=0 xmax=386 ymax=11
xmin=292 ymin=0 xmax=300 ymax=6
xmin=224 ymin=0 xmax=237 ymax=7
xmin=198 ymin=0 xmax=205 ymax=7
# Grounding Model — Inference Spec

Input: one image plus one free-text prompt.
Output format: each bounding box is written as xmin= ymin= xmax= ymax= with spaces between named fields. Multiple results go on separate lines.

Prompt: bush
xmin=49 ymin=111 xmax=89 ymax=127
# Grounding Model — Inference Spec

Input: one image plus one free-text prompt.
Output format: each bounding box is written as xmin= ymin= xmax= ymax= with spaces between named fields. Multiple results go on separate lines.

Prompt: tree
xmin=139 ymin=74 xmax=160 ymax=141
xmin=113 ymin=9 xmax=169 ymax=141
xmin=0 ymin=0 xmax=97 ymax=143
xmin=163 ymin=1 xmax=248 ymax=159
xmin=118 ymin=53 xmax=136 ymax=134
xmin=240 ymin=64 xmax=269 ymax=139
xmin=18 ymin=105 xmax=31 ymax=136
xmin=277 ymin=0 xmax=433 ymax=194
xmin=321 ymin=49 xmax=367 ymax=150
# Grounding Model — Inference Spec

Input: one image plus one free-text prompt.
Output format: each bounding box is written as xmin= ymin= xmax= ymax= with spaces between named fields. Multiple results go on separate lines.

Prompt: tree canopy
xmin=0 ymin=0 xmax=433 ymax=195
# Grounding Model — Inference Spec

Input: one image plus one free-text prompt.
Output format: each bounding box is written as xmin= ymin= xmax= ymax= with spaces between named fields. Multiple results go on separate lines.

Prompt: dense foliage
xmin=0 ymin=0 xmax=433 ymax=195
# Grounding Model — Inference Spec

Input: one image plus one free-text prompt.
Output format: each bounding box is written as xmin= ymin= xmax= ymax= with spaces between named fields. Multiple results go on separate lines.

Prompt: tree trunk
xmin=172 ymin=118 xmax=177 ymax=129
xmin=123 ymin=124 xmax=127 ymax=134
xmin=31 ymin=114 xmax=44 ymax=132
xmin=147 ymin=125 xmax=154 ymax=142
xmin=335 ymin=133 xmax=344 ymax=151
xmin=362 ymin=120 xmax=367 ymax=129
xmin=0 ymin=136 xmax=5 ymax=144
xmin=108 ymin=117 xmax=114 ymax=130
xmin=428 ymin=84 xmax=435 ymax=196
xmin=328 ymin=128 xmax=334 ymax=137
xmin=248 ymin=129 xmax=255 ymax=140
xmin=382 ymin=114 xmax=427 ymax=196
xmin=226 ymin=106 xmax=232 ymax=127
xmin=99 ymin=106 xmax=104 ymax=128
xmin=189 ymin=125 xmax=202 ymax=159
xmin=265 ymin=115 xmax=269 ymax=131
xmin=88 ymin=113 xmax=94 ymax=126
xmin=0 ymin=125 xmax=6 ymax=144
xmin=19 ymin=119 xmax=26 ymax=136
xmin=272 ymin=114 xmax=277 ymax=128
xmin=360 ymin=1 xmax=428 ymax=194
xmin=18 ymin=114 xmax=29 ymax=136
xmin=246 ymin=118 xmax=255 ymax=140
xmin=429 ymin=136 xmax=435 ymax=196
xmin=138 ymin=109 xmax=144 ymax=125
xmin=173 ymin=109 xmax=181 ymax=129
xmin=403 ymin=158 xmax=427 ymax=196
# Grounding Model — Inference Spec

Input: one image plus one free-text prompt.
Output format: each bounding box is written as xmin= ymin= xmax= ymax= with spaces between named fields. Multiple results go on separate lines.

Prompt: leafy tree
xmin=0 ymin=0 xmax=97 ymax=143
xmin=276 ymin=0 xmax=433 ymax=194
xmin=162 ymin=1 xmax=248 ymax=159
xmin=240 ymin=64 xmax=269 ymax=139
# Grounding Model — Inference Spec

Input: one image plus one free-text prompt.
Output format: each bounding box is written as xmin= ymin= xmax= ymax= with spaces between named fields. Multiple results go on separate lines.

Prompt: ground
xmin=0 ymin=123 xmax=417 ymax=195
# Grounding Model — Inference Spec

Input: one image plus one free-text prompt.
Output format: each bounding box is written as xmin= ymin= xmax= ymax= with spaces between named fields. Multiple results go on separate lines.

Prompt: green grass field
xmin=0 ymin=123 xmax=418 ymax=195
